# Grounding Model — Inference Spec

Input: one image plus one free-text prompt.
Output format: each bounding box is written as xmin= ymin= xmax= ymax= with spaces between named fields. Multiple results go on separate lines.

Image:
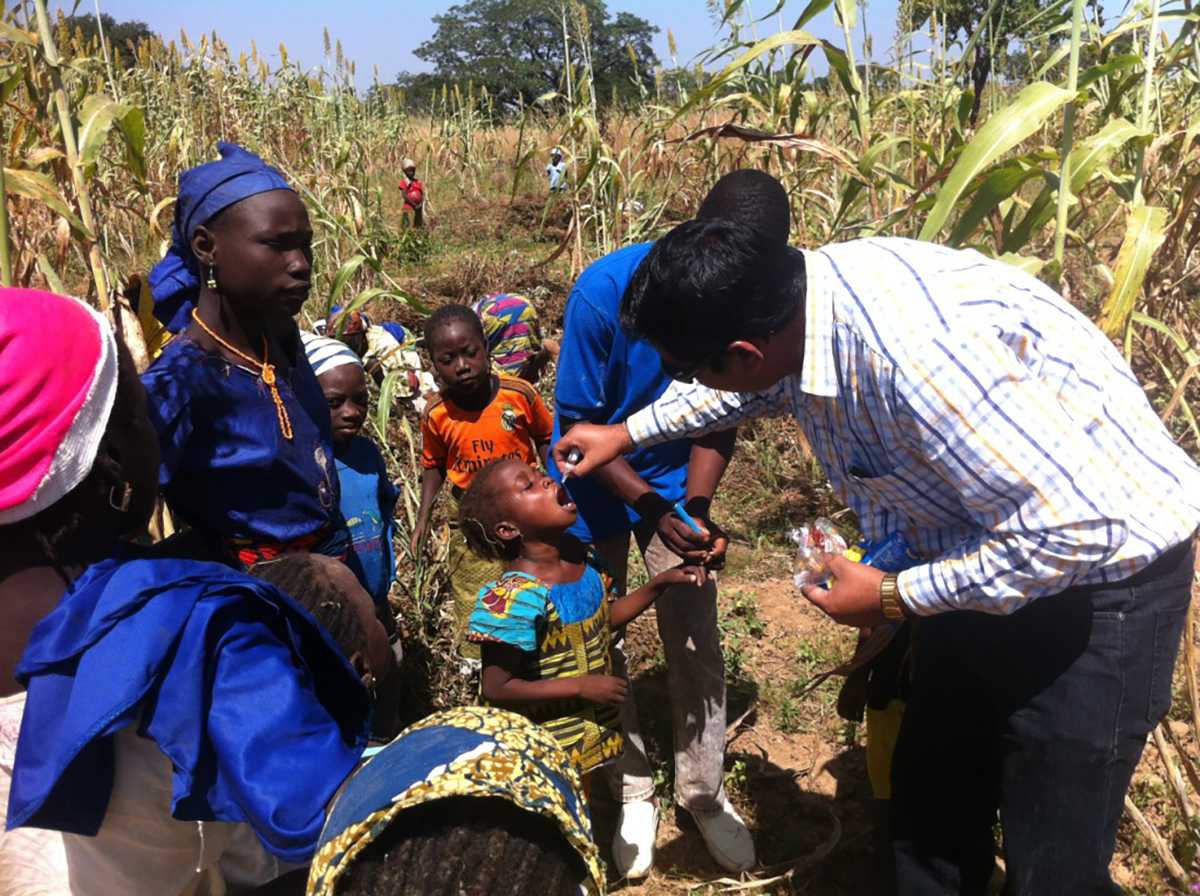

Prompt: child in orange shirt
xmin=411 ymin=304 xmax=554 ymax=659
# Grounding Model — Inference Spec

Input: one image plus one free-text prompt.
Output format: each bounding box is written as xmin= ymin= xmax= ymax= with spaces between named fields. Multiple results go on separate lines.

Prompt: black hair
xmin=696 ymin=168 xmax=791 ymax=248
xmin=251 ymin=554 xmax=365 ymax=659
xmin=423 ymin=303 xmax=485 ymax=348
xmin=6 ymin=333 xmax=145 ymax=586
xmin=620 ymin=217 xmax=805 ymax=364
xmin=458 ymin=459 xmax=521 ymax=562
xmin=336 ymin=796 xmax=588 ymax=896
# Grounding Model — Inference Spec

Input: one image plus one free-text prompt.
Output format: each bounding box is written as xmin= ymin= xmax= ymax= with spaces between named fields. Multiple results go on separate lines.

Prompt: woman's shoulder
xmin=141 ymin=336 xmax=226 ymax=413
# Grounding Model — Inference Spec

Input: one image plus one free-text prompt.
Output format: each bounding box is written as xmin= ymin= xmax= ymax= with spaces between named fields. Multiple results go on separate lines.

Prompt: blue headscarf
xmin=149 ymin=142 xmax=293 ymax=333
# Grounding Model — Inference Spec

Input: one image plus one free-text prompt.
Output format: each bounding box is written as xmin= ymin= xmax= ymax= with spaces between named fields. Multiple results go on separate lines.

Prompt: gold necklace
xmin=191 ymin=308 xmax=294 ymax=441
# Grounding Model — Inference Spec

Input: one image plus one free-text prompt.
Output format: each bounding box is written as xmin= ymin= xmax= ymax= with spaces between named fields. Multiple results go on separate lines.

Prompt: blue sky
xmin=57 ymin=0 xmax=909 ymax=88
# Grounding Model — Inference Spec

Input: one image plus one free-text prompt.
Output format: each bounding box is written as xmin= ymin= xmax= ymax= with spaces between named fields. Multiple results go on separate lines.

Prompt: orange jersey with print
xmin=420 ymin=376 xmax=554 ymax=490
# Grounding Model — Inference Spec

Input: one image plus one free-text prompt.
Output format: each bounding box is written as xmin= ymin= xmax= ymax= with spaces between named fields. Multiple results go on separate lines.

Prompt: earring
xmin=206 ymin=266 xmax=218 ymax=290
xmin=108 ymin=482 xmax=133 ymax=513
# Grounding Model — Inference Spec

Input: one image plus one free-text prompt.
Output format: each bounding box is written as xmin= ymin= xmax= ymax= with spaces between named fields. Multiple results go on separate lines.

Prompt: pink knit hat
xmin=0 ymin=288 xmax=119 ymax=524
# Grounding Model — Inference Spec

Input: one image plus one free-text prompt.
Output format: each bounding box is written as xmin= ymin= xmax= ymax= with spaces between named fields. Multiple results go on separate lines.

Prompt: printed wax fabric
xmin=467 ymin=561 xmax=622 ymax=774
xmin=473 ymin=293 xmax=544 ymax=376
xmin=307 ymin=706 xmax=603 ymax=896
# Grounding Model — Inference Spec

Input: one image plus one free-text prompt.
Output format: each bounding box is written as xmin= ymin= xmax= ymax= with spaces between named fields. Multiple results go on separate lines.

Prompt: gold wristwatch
xmin=880 ymin=572 xmax=908 ymax=620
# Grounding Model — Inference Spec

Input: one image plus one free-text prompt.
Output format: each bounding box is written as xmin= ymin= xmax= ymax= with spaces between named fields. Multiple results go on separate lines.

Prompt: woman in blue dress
xmin=0 ymin=287 xmax=373 ymax=894
xmin=144 ymin=142 xmax=346 ymax=566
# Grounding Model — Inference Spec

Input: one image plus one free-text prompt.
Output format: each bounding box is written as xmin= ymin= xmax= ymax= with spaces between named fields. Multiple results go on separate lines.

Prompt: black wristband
xmin=633 ymin=492 xmax=674 ymax=525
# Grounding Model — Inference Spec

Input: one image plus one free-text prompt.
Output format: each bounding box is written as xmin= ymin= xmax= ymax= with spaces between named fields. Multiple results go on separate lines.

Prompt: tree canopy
xmin=410 ymin=0 xmax=659 ymax=107
xmin=62 ymin=13 xmax=154 ymax=68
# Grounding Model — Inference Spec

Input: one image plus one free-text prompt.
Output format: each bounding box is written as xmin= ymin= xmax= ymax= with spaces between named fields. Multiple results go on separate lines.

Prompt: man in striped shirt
xmin=555 ymin=216 xmax=1200 ymax=893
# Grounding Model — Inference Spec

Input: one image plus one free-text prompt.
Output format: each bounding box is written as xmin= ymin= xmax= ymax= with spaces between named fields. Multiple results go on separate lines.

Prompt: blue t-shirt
xmin=336 ymin=436 xmax=399 ymax=606
xmin=548 ymin=242 xmax=691 ymax=542
xmin=142 ymin=334 xmax=341 ymax=547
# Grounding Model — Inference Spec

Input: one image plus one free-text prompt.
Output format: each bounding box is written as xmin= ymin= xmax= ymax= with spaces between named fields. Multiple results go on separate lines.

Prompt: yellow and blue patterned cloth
xmin=306 ymin=706 xmax=603 ymax=895
xmin=467 ymin=561 xmax=624 ymax=774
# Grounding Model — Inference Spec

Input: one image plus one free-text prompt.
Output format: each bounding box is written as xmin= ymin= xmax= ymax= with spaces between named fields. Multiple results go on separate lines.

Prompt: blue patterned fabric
xmin=142 ymin=334 xmax=342 ymax=547
xmin=467 ymin=562 xmax=607 ymax=653
xmin=336 ymin=436 xmax=398 ymax=605
xmin=7 ymin=555 xmax=371 ymax=863
xmin=149 ymin=143 xmax=292 ymax=333
xmin=307 ymin=707 xmax=603 ymax=895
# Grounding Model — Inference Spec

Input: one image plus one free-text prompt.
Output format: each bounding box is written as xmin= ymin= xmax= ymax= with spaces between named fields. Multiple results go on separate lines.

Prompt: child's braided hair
xmin=250 ymin=554 xmax=365 ymax=659
xmin=335 ymin=796 xmax=587 ymax=895
xmin=457 ymin=459 xmax=520 ymax=562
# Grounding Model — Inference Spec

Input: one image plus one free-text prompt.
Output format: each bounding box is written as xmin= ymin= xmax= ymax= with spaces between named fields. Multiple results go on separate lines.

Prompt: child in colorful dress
xmin=473 ymin=292 xmax=559 ymax=384
xmin=411 ymin=305 xmax=555 ymax=659
xmin=460 ymin=458 xmax=704 ymax=778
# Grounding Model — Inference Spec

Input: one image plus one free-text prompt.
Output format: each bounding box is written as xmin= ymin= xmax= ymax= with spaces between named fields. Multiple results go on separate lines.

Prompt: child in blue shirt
xmin=303 ymin=335 xmax=398 ymax=622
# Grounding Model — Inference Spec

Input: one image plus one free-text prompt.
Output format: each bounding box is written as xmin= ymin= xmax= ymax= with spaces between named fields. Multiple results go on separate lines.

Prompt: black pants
xmin=891 ymin=539 xmax=1194 ymax=895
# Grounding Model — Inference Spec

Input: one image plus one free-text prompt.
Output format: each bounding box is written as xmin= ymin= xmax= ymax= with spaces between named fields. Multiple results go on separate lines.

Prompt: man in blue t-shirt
xmin=549 ymin=171 xmax=789 ymax=877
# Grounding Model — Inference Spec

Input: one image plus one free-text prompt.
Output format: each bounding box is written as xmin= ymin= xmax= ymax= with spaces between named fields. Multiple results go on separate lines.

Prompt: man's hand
xmin=409 ymin=522 xmax=427 ymax=558
xmin=657 ymin=512 xmax=711 ymax=563
xmin=554 ymin=423 xmax=633 ymax=478
xmin=800 ymin=554 xmax=888 ymax=628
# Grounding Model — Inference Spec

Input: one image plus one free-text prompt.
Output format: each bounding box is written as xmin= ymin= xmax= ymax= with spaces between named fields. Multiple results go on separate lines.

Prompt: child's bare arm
xmin=481 ymin=643 xmax=627 ymax=705
xmin=537 ymin=440 xmax=551 ymax=468
xmin=410 ymin=466 xmax=446 ymax=555
xmin=609 ymin=565 xmax=708 ymax=628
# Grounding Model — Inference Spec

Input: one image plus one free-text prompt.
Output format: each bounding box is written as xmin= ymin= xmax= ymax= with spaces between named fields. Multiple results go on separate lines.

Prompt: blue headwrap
xmin=148 ymin=142 xmax=293 ymax=333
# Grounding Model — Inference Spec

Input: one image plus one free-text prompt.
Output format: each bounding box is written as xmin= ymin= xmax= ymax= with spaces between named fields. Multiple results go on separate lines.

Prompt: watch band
xmin=880 ymin=572 xmax=907 ymax=620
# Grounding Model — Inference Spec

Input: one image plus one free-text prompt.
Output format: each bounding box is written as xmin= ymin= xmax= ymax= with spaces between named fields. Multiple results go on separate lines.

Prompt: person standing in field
xmin=543 ymin=171 xmax=789 ymax=878
xmin=401 ymin=158 xmax=425 ymax=228
xmin=410 ymin=305 xmax=554 ymax=662
xmin=547 ymin=148 xmax=568 ymax=193
xmin=555 ymin=200 xmax=1200 ymax=894
xmin=143 ymin=142 xmax=347 ymax=567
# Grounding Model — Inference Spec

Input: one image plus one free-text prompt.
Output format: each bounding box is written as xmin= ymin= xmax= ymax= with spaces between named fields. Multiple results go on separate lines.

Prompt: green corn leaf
xmin=948 ymin=162 xmax=1043 ymax=246
xmin=327 ymin=254 xmax=369 ymax=317
xmin=920 ymin=81 xmax=1073 ymax=242
xmin=376 ymin=368 xmax=401 ymax=437
xmin=77 ymin=94 xmax=147 ymax=184
xmin=997 ymin=253 xmax=1047 ymax=276
xmin=1097 ymin=205 xmax=1167 ymax=338
xmin=35 ymin=254 xmax=66 ymax=294
xmin=792 ymin=0 xmax=834 ymax=31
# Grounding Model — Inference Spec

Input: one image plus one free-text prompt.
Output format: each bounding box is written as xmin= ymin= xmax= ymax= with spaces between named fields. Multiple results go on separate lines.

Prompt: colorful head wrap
xmin=324 ymin=304 xmax=370 ymax=337
xmin=301 ymin=333 xmax=364 ymax=378
xmin=0 ymin=289 xmax=118 ymax=524
xmin=473 ymin=293 xmax=544 ymax=375
xmin=149 ymin=142 xmax=293 ymax=333
xmin=307 ymin=706 xmax=603 ymax=895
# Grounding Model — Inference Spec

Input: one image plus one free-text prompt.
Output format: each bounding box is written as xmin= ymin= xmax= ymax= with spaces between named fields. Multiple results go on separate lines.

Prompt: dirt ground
xmin=587 ymin=568 xmax=882 ymax=895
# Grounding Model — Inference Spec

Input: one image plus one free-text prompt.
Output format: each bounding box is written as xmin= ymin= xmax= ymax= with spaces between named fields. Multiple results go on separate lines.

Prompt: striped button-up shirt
xmin=626 ymin=238 xmax=1200 ymax=616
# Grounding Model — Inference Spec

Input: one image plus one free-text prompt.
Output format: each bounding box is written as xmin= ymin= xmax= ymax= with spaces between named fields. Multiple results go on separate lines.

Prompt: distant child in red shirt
xmin=401 ymin=158 xmax=424 ymax=228
xmin=412 ymin=304 xmax=553 ymax=658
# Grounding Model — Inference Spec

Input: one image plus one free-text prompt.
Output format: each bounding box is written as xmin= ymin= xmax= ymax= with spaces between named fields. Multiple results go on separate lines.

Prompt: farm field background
xmin=2 ymin=0 xmax=1199 ymax=890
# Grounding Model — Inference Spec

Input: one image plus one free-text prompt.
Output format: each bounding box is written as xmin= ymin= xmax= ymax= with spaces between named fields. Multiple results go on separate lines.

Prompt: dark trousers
xmin=891 ymin=539 xmax=1194 ymax=895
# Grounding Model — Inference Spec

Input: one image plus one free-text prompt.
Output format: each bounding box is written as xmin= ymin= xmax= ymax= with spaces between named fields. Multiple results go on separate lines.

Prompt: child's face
xmin=319 ymin=364 xmax=370 ymax=448
xmin=492 ymin=460 xmax=578 ymax=544
xmin=428 ymin=321 xmax=490 ymax=400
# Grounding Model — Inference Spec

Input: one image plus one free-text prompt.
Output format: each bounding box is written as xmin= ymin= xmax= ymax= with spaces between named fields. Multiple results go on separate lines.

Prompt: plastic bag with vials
xmin=789 ymin=518 xmax=849 ymax=590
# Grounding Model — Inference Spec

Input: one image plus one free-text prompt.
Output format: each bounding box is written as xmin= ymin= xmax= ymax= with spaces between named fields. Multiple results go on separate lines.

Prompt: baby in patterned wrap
xmin=458 ymin=458 xmax=705 ymax=779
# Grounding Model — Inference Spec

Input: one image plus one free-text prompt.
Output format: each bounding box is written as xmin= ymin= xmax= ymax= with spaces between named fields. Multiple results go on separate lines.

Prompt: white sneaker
xmin=612 ymin=798 xmax=658 ymax=879
xmin=685 ymin=794 xmax=756 ymax=872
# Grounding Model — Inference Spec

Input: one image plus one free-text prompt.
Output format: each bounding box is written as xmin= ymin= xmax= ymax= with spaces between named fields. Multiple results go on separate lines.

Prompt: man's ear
xmin=723 ymin=340 xmax=767 ymax=373
xmin=191 ymin=224 xmax=216 ymax=268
